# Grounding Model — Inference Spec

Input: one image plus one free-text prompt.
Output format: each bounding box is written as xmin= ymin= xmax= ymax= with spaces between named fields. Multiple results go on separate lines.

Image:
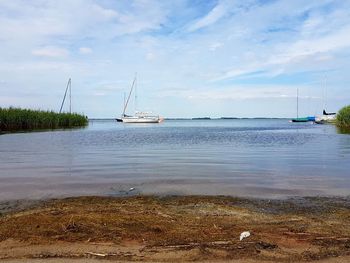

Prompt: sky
xmin=0 ymin=0 xmax=350 ymax=118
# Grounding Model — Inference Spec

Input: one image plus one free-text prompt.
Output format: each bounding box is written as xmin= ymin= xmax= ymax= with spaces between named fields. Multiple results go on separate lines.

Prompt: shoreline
xmin=1 ymin=194 xmax=350 ymax=212
xmin=1 ymin=195 xmax=349 ymax=262
xmin=1 ymin=175 xmax=350 ymax=201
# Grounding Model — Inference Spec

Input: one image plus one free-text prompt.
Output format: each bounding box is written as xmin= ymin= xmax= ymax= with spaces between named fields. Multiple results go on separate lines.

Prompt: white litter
xmin=239 ymin=231 xmax=251 ymax=241
xmin=129 ymin=187 xmax=135 ymax=191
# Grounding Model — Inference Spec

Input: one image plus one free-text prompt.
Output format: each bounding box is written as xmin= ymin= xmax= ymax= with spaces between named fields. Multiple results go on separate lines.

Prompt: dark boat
xmin=291 ymin=117 xmax=309 ymax=122
xmin=290 ymin=88 xmax=314 ymax=123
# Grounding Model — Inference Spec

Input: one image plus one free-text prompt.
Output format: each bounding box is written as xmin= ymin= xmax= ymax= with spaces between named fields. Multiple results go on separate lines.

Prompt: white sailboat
xmin=315 ymin=110 xmax=336 ymax=124
xmin=117 ymin=74 xmax=163 ymax=123
xmin=315 ymin=75 xmax=336 ymax=124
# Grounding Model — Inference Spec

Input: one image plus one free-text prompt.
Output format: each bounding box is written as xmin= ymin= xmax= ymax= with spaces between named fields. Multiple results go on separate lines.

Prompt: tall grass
xmin=0 ymin=107 xmax=88 ymax=132
xmin=336 ymin=105 xmax=350 ymax=129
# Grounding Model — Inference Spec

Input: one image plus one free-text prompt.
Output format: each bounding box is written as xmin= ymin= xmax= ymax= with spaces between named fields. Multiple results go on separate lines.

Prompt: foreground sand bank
xmin=0 ymin=195 xmax=349 ymax=262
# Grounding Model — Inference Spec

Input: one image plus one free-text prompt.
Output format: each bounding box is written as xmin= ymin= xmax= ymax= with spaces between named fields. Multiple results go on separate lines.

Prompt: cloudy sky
xmin=0 ymin=0 xmax=350 ymax=118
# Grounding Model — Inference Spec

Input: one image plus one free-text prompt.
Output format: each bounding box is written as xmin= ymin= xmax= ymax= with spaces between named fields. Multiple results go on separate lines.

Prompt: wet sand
xmin=0 ymin=195 xmax=349 ymax=262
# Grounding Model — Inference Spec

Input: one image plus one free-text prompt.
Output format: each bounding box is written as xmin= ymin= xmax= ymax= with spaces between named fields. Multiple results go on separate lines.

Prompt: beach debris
xmin=239 ymin=231 xmax=251 ymax=241
xmin=87 ymin=252 xmax=108 ymax=257
xmin=86 ymin=252 xmax=117 ymax=257
xmin=129 ymin=187 xmax=135 ymax=192
xmin=256 ymin=241 xmax=278 ymax=250
xmin=62 ymin=216 xmax=79 ymax=232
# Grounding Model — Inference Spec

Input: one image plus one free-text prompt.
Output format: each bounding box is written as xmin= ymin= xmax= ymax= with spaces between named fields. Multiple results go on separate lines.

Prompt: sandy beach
xmin=0 ymin=195 xmax=349 ymax=262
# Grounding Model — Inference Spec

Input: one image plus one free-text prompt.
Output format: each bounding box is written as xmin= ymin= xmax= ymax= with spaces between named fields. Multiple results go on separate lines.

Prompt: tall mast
xmin=122 ymin=75 xmax=136 ymax=116
xmin=296 ymin=88 xmax=299 ymax=118
xmin=123 ymin=92 xmax=126 ymax=112
xmin=135 ymin=72 xmax=137 ymax=114
xmin=69 ymin=78 xmax=72 ymax=114
xmin=59 ymin=78 xmax=71 ymax=114
xmin=323 ymin=74 xmax=327 ymax=111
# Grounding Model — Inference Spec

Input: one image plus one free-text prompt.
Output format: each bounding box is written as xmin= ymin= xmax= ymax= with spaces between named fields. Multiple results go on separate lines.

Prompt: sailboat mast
xmin=297 ymin=88 xmax=299 ymax=118
xmin=323 ymin=74 xmax=327 ymax=111
xmin=123 ymin=92 xmax=126 ymax=112
xmin=135 ymin=72 xmax=137 ymax=114
xmin=69 ymin=79 xmax=72 ymax=114
xmin=122 ymin=75 xmax=136 ymax=116
xmin=59 ymin=78 xmax=71 ymax=114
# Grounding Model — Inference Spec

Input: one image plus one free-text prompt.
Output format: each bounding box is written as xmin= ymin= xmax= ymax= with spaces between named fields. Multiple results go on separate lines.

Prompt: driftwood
xmin=86 ymin=252 xmax=117 ymax=257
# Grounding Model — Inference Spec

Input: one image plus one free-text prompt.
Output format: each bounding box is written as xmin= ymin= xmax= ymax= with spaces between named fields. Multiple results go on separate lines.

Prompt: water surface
xmin=1 ymin=119 xmax=350 ymax=200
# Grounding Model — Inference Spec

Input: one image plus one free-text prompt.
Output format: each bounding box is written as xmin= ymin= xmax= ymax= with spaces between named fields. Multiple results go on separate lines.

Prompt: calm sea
xmin=1 ymin=119 xmax=350 ymax=200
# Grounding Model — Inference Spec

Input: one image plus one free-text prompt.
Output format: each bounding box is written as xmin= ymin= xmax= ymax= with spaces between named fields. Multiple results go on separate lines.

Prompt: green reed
xmin=336 ymin=105 xmax=350 ymax=130
xmin=0 ymin=107 xmax=88 ymax=132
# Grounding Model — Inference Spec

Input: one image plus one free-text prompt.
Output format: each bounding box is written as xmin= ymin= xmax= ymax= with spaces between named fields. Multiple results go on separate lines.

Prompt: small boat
xmin=314 ymin=75 xmax=337 ymax=124
xmin=315 ymin=110 xmax=336 ymax=124
xmin=290 ymin=88 xmax=313 ymax=123
xmin=291 ymin=117 xmax=309 ymax=122
xmin=117 ymin=74 xmax=163 ymax=123
xmin=307 ymin=116 xmax=316 ymax=122
xmin=122 ymin=112 xmax=163 ymax=123
xmin=291 ymin=116 xmax=315 ymax=122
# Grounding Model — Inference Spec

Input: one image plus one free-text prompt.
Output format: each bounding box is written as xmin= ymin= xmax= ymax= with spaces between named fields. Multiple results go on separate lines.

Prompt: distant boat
xmin=314 ymin=76 xmax=337 ymax=124
xmin=117 ymin=74 xmax=163 ymax=123
xmin=315 ymin=110 xmax=336 ymax=124
xmin=121 ymin=112 xmax=163 ymax=123
xmin=307 ymin=116 xmax=316 ymax=122
xmin=291 ymin=88 xmax=311 ymax=122
xmin=291 ymin=117 xmax=309 ymax=123
xmin=291 ymin=116 xmax=315 ymax=122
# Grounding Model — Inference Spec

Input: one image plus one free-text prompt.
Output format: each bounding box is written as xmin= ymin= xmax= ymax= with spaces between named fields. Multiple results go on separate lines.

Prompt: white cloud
xmin=186 ymin=0 xmax=257 ymax=32
xmin=32 ymin=47 xmax=69 ymax=58
xmin=287 ymin=26 xmax=350 ymax=59
xmin=145 ymin=52 xmax=155 ymax=60
xmin=187 ymin=1 xmax=228 ymax=32
xmin=158 ymin=85 xmax=315 ymax=100
xmin=0 ymin=0 xmax=169 ymax=45
xmin=79 ymin=47 xmax=93 ymax=54
xmin=90 ymin=4 xmax=119 ymax=21
xmin=211 ymin=21 xmax=350 ymax=81
xmin=209 ymin=42 xmax=224 ymax=51
xmin=93 ymin=92 xmax=106 ymax=96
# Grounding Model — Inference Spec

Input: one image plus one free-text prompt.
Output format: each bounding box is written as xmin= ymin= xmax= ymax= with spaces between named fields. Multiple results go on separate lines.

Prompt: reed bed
xmin=336 ymin=105 xmax=350 ymax=129
xmin=0 ymin=107 xmax=88 ymax=132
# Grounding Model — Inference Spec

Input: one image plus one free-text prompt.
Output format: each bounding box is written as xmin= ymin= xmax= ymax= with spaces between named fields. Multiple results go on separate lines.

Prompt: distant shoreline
xmin=89 ymin=117 xmax=290 ymax=120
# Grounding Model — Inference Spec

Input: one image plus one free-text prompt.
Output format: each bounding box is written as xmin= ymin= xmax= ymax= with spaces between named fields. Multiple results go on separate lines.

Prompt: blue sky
xmin=0 ymin=0 xmax=350 ymax=118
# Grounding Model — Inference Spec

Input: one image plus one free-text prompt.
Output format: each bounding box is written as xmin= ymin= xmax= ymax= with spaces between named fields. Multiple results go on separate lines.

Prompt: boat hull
xmin=121 ymin=117 xmax=163 ymax=123
xmin=291 ymin=117 xmax=309 ymax=122
xmin=315 ymin=115 xmax=336 ymax=124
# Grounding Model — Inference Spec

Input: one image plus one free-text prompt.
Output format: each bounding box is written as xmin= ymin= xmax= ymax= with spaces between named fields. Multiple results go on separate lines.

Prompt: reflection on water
xmin=336 ymin=126 xmax=350 ymax=135
xmin=0 ymin=119 xmax=350 ymax=200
